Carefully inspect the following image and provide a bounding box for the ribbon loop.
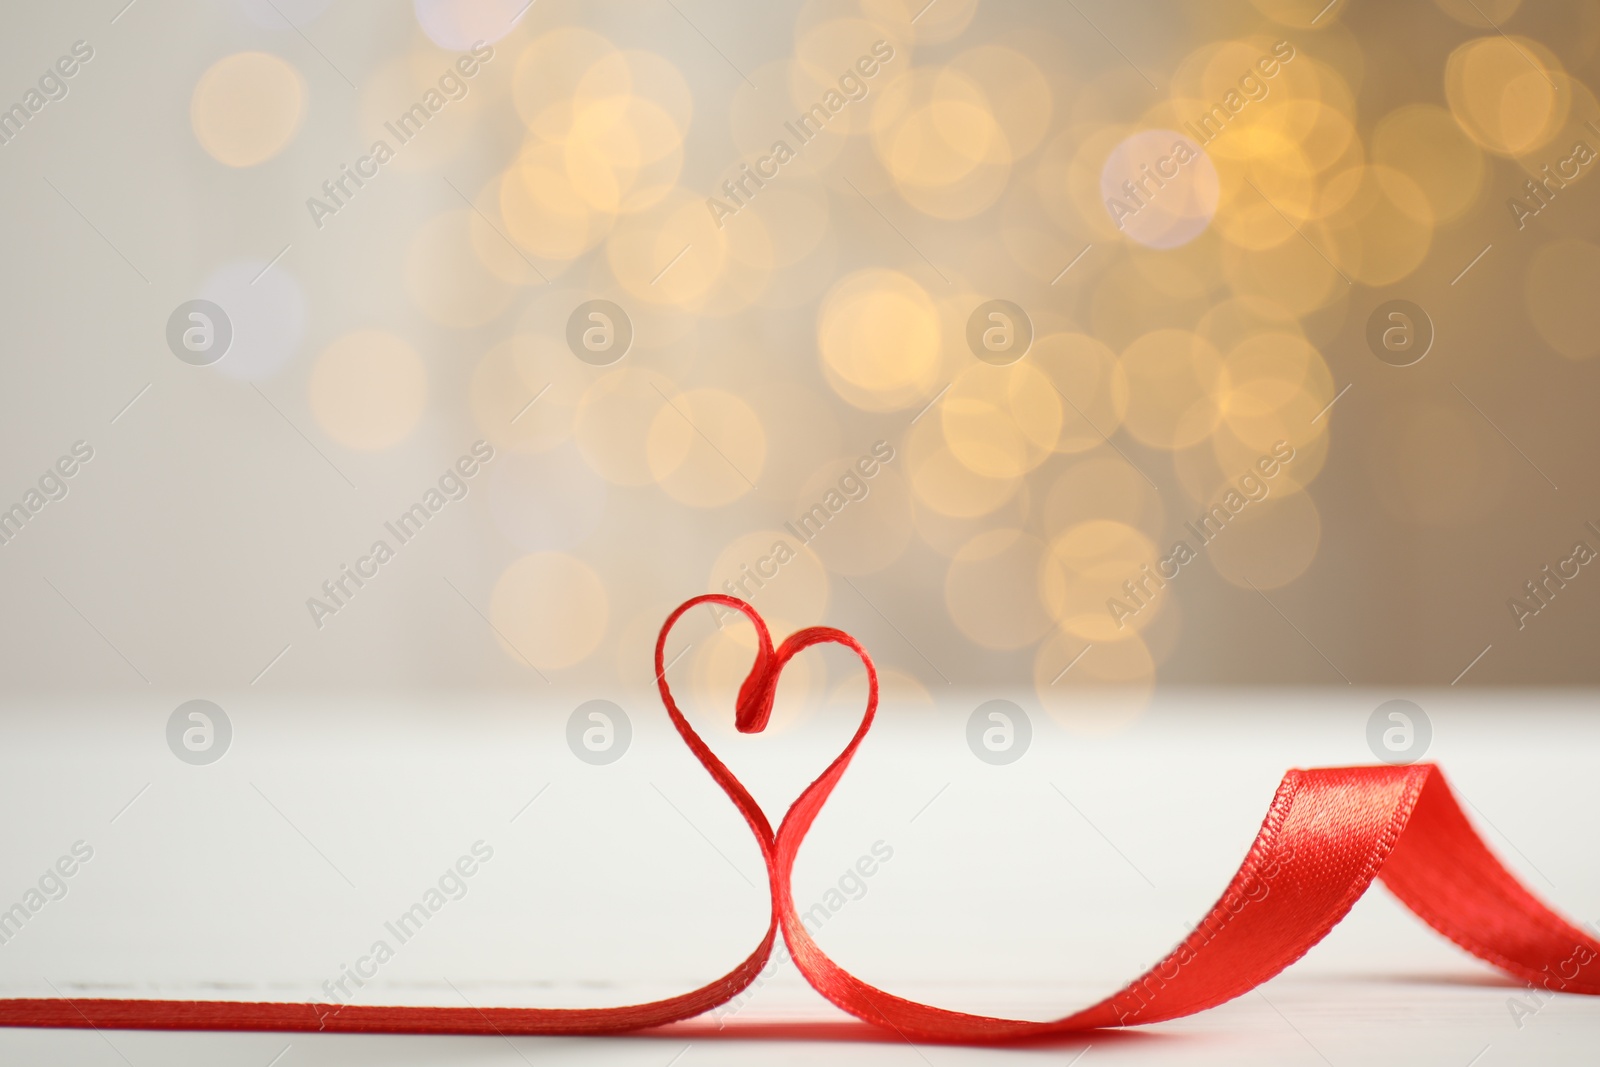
[0,596,1594,1041]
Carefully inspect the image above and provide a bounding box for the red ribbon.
[3,594,1596,1040]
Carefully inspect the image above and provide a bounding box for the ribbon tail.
[1379,766,1600,995]
[780,763,1600,1043]
[0,927,778,1034]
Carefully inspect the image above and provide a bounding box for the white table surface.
[2,686,1597,1065]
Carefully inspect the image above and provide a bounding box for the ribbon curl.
[1,595,1595,1040]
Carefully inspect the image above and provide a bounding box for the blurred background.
[5,5,1600,1062]
[2,0,1598,724]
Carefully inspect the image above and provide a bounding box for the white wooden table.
[2,688,1596,1065]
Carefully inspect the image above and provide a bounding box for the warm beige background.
[0,0,1596,712]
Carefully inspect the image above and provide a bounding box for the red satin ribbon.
[2,594,1595,1040]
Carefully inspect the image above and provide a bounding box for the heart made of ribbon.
[2,595,1596,1042]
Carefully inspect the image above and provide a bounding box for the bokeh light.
[405,210,518,328]
[309,331,428,450]
[190,52,305,167]
[489,552,608,671]
[1042,520,1163,643]
[818,269,943,411]
[413,0,525,51]
[1445,35,1571,157]
[126,3,1600,702]
[946,528,1053,649]
[1525,239,1600,360]
[647,387,766,507]
[1101,130,1220,249]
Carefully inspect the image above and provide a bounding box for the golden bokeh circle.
[863,0,977,46]
[1198,295,1303,352]
[512,27,619,129]
[405,211,517,328]
[1526,238,1600,360]
[872,66,1014,219]
[574,367,681,486]
[1318,164,1435,286]
[1029,333,1129,452]
[309,331,427,450]
[945,528,1053,650]
[1370,104,1486,224]
[905,413,1021,519]
[1118,330,1227,450]
[1043,457,1165,543]
[940,363,1062,479]
[1445,35,1571,157]
[606,189,728,308]
[489,553,608,671]
[1041,520,1162,642]
[647,387,766,507]
[501,140,607,264]
[191,52,305,167]
[1219,332,1328,431]
[950,45,1053,158]
[818,269,944,411]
